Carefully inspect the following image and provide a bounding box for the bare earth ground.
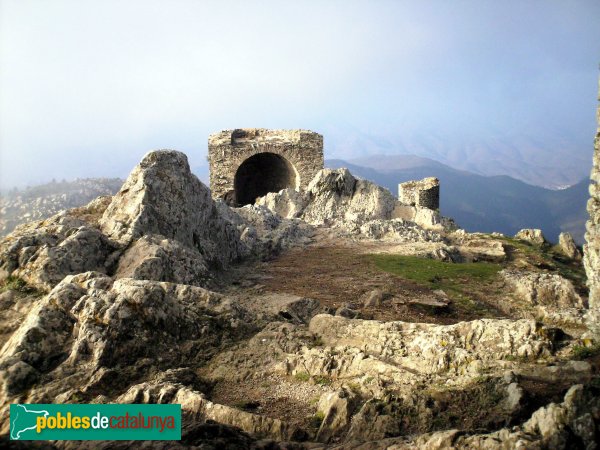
[222,229,507,325]
[200,229,596,437]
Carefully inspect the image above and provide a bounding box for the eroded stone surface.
[584,82,600,335]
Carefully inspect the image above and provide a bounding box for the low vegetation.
[370,254,502,315]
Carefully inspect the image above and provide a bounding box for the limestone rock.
[118,381,294,441]
[100,150,243,269]
[255,188,309,219]
[216,201,313,261]
[0,213,116,291]
[456,237,506,263]
[358,219,443,242]
[583,84,600,335]
[114,234,210,286]
[301,169,397,230]
[309,315,553,375]
[558,232,581,259]
[501,270,584,309]
[316,388,360,443]
[515,228,547,245]
[361,289,390,307]
[0,273,253,402]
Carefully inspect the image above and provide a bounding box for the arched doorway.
[233,153,298,206]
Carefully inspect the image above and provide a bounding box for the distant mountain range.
[0,178,123,237]
[321,125,593,189]
[326,155,590,245]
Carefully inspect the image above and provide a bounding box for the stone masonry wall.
[208,129,323,204]
[398,177,440,210]
[584,81,600,334]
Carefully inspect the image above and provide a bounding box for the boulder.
[515,228,547,245]
[558,232,581,259]
[309,315,553,376]
[114,234,210,286]
[501,270,584,309]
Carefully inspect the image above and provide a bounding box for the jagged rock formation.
[100,150,243,269]
[256,168,450,240]
[559,231,582,259]
[584,82,600,335]
[0,273,254,402]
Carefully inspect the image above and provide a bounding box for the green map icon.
[10,405,49,440]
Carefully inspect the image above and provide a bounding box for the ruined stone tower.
[208,129,324,206]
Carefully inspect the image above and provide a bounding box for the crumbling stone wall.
[584,81,600,334]
[398,177,440,210]
[208,129,323,206]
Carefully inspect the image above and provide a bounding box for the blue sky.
[1,0,599,188]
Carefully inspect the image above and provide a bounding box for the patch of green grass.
[369,254,501,313]
[0,276,43,297]
[309,411,325,429]
[371,255,501,287]
[313,375,332,386]
[572,343,600,360]
[232,400,260,411]
[294,371,310,382]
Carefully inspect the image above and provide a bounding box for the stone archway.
[233,152,299,206]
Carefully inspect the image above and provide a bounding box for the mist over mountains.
[322,124,593,189]
[326,155,589,244]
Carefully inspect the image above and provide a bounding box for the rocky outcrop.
[0,214,117,290]
[515,228,547,245]
[118,381,294,441]
[252,168,448,241]
[114,235,210,286]
[216,202,313,261]
[301,169,397,230]
[501,270,584,309]
[308,315,552,376]
[100,150,243,269]
[0,272,253,403]
[584,82,600,335]
[559,232,581,259]
[0,151,279,292]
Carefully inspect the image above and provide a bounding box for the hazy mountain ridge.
[326,155,589,244]
[0,178,123,237]
[322,125,592,189]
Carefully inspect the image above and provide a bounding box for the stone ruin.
[208,128,324,206]
[398,177,440,210]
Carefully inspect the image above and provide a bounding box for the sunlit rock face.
[584,82,600,335]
